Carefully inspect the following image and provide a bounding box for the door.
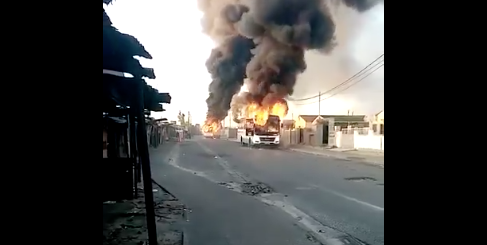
[299,129,304,144]
[322,123,329,145]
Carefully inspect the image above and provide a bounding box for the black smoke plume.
[199,0,384,124]
[205,35,255,121]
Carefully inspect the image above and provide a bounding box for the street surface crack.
[345,177,377,182]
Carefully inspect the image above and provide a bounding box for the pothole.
[241,182,274,196]
[219,182,237,190]
[345,177,377,182]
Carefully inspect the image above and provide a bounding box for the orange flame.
[202,120,222,134]
[245,101,288,126]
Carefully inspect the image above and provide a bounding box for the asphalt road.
[150,137,384,245]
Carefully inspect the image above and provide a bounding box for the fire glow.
[246,101,288,126]
[202,120,221,134]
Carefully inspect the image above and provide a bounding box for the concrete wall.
[303,129,316,146]
[327,118,336,147]
[222,128,238,139]
[335,130,384,151]
[280,130,300,147]
[280,130,291,147]
[336,132,355,149]
[354,133,383,150]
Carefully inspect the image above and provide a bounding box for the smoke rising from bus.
[200,0,384,129]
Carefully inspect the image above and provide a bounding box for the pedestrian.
[179,130,184,142]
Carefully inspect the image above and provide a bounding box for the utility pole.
[229,111,232,128]
[318,91,322,117]
[292,113,294,128]
[187,111,191,126]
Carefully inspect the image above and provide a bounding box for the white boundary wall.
[336,130,384,151]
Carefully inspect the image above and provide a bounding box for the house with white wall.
[335,110,385,151]
[370,110,384,135]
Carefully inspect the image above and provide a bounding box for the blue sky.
[105,0,384,124]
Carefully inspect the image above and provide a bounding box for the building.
[369,110,384,135]
[296,115,368,129]
[281,119,296,130]
[287,115,368,147]
[332,110,385,150]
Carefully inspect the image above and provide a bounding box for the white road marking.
[259,195,353,245]
[165,144,209,179]
[195,140,249,183]
[321,187,384,212]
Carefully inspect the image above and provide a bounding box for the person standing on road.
[177,130,184,142]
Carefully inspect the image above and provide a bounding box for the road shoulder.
[103,181,185,245]
[289,146,384,168]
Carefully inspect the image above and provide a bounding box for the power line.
[289,54,384,102]
[295,62,384,106]
[288,54,384,102]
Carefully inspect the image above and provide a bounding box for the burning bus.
[202,121,221,139]
[236,100,287,147]
[202,130,221,139]
[238,115,281,147]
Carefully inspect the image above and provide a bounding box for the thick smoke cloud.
[199,0,384,124]
[205,35,255,121]
[293,2,384,115]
